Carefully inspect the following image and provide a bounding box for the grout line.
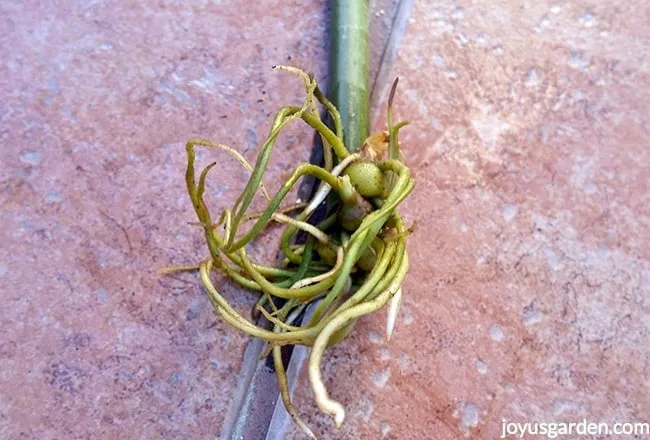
[370,0,415,124]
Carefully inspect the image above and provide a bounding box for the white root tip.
[386,287,403,342]
[313,390,346,428]
[333,406,346,428]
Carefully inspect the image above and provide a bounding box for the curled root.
[165,67,413,436]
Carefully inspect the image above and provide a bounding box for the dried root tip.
[388,77,399,108]
[156,263,201,275]
[360,130,389,161]
[386,287,403,342]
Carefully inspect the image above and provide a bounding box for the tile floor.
[1,1,648,439]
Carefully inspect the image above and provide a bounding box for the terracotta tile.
[3,1,649,439]
[1,1,328,438]
[287,1,650,438]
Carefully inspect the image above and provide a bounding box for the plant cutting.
[164,2,414,438]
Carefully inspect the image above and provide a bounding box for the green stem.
[330,0,369,153]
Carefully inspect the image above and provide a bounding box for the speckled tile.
[3,1,650,439]
[287,1,650,439]
[0,1,329,438]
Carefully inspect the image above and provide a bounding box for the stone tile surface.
[1,1,329,438]
[287,1,650,439]
[2,1,649,440]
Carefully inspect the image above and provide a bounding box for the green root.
[166,67,413,438]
